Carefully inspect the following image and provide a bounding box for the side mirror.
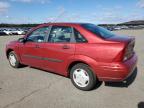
[18,38,26,43]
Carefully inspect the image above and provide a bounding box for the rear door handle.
[62,45,70,49]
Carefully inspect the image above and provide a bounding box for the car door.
[19,26,50,68]
[41,25,76,75]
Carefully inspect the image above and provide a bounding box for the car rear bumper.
[95,53,138,81]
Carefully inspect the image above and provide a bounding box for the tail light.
[123,39,135,61]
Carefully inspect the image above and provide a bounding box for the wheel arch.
[6,49,14,59]
[67,61,88,77]
[67,56,99,79]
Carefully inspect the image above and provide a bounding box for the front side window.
[27,27,50,43]
[81,24,115,39]
[48,26,73,43]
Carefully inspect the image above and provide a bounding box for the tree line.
[0,24,40,28]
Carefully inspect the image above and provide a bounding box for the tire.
[70,63,98,91]
[8,51,21,68]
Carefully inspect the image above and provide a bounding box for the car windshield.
[81,24,115,39]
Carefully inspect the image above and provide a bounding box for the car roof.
[39,22,91,27]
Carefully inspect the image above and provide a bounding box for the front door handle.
[62,45,70,49]
[35,45,40,48]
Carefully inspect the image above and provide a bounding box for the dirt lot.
[0,30,144,108]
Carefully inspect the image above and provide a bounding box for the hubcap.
[9,54,16,66]
[73,68,90,87]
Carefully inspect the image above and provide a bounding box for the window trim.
[25,26,51,43]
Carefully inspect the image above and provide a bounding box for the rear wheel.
[70,63,99,91]
[8,51,21,68]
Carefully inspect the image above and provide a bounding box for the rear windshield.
[81,24,115,39]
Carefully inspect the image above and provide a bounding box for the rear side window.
[81,24,114,39]
[74,28,87,43]
[48,26,73,43]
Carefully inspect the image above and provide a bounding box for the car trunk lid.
[106,35,134,43]
[107,35,135,61]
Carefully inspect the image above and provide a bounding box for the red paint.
[6,23,137,81]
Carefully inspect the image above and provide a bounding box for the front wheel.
[8,51,21,68]
[70,63,99,91]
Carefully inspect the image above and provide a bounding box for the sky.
[0,0,144,24]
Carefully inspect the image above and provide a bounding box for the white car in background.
[11,29,25,35]
[2,29,25,35]
[3,29,13,35]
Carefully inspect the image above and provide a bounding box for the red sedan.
[6,23,137,91]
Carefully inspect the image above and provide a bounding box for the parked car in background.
[22,27,32,34]
[6,23,137,91]
[0,28,26,35]
[11,29,25,35]
[3,29,13,35]
[0,30,7,35]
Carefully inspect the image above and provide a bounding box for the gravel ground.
[0,30,144,108]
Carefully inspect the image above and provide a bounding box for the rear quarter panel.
[74,43,125,79]
[75,43,125,63]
